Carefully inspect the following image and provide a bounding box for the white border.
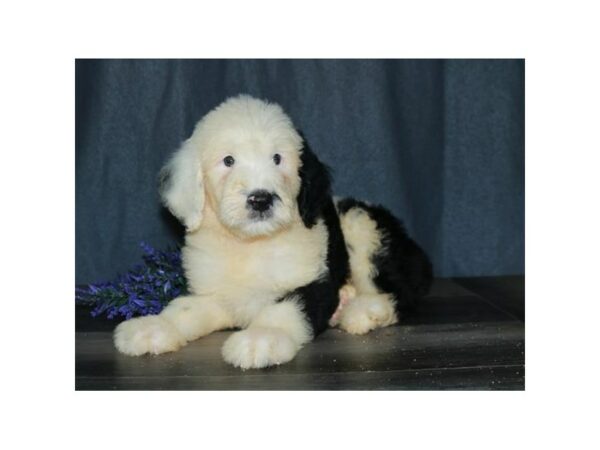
[2,1,600,448]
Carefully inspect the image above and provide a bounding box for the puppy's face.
[160,96,305,238]
[202,120,302,238]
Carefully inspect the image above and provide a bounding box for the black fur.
[337,198,433,316]
[283,138,432,337]
[278,143,350,336]
[282,278,339,337]
[285,198,350,336]
[297,141,333,228]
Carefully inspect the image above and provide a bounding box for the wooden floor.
[75,277,525,390]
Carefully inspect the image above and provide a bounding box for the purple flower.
[75,242,187,320]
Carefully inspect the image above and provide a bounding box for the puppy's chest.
[183,222,329,298]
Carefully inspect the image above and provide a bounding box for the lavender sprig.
[75,242,187,320]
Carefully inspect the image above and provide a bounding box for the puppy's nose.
[247,190,274,212]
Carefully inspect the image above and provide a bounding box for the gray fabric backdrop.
[75,59,524,284]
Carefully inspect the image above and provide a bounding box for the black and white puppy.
[114,95,433,369]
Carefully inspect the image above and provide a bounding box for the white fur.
[160,139,205,232]
[336,294,398,335]
[114,315,186,356]
[339,205,382,294]
[160,295,234,341]
[222,299,312,369]
[221,327,299,369]
[183,218,328,327]
[115,95,324,368]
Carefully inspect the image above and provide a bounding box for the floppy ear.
[297,139,332,228]
[158,139,205,232]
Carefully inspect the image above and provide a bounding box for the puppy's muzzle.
[246,190,276,213]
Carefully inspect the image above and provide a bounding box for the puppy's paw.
[114,315,186,356]
[337,294,398,335]
[339,284,357,302]
[221,327,300,369]
[329,284,358,327]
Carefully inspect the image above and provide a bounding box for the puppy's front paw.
[114,315,186,356]
[337,294,398,335]
[221,327,300,369]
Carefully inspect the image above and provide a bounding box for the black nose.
[247,190,274,212]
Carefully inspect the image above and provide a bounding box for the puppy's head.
[160,95,330,238]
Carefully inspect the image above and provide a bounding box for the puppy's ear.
[159,139,205,232]
[297,139,332,228]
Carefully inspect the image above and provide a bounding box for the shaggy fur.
[114,94,432,369]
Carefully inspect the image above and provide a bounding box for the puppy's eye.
[223,155,235,167]
[273,153,282,165]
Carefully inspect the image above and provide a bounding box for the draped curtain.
[76,59,524,284]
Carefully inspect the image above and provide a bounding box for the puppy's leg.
[114,296,232,356]
[337,199,433,335]
[336,293,398,335]
[221,299,312,369]
[221,279,340,369]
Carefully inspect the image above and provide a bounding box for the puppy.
[114,95,432,369]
